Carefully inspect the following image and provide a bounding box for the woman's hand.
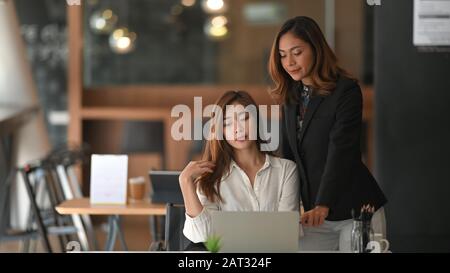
[179,160,215,186]
[301,206,329,227]
[179,161,215,218]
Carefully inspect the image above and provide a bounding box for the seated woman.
[180,90,299,243]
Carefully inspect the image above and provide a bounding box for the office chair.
[149,203,194,251]
[18,158,87,253]
[0,167,39,252]
[47,146,98,251]
[164,203,192,251]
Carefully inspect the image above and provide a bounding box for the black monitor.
[148,170,184,205]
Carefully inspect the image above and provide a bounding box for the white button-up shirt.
[183,154,299,243]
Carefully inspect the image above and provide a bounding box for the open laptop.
[210,211,299,253]
[148,170,184,205]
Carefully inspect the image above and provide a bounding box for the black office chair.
[18,158,83,253]
[0,168,39,252]
[1,145,85,252]
[46,145,98,251]
[149,204,205,251]
[164,203,191,251]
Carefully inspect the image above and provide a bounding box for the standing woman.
[268,16,387,251]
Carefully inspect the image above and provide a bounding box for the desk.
[56,198,166,251]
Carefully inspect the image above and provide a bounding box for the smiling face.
[278,31,315,84]
[223,102,258,151]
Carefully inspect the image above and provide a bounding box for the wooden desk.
[56,197,166,216]
[56,198,167,251]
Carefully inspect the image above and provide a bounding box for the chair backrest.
[0,169,10,237]
[0,139,13,238]
[18,164,53,252]
[164,203,191,251]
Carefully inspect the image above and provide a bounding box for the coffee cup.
[128,176,146,202]
[367,239,390,253]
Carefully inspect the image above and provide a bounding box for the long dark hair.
[197,90,268,203]
[268,16,355,104]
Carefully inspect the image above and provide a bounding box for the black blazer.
[281,75,387,221]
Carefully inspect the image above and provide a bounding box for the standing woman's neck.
[301,76,313,87]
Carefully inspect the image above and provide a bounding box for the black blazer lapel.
[284,103,299,156]
[284,101,312,208]
[298,96,324,146]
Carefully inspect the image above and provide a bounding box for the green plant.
[204,235,222,253]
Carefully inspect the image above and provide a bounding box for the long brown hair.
[197,90,267,203]
[268,16,354,103]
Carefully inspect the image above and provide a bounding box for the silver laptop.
[210,211,299,253]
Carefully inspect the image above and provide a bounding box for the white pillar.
[0,0,51,229]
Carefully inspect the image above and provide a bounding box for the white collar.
[229,154,271,173]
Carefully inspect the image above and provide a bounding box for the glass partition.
[82,0,310,87]
[83,0,369,87]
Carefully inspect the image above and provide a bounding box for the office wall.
[335,0,364,80]
[217,0,365,84]
[217,0,326,85]
[374,0,450,252]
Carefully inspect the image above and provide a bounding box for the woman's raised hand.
[179,160,215,185]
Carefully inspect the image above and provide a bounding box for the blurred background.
[1,0,449,252]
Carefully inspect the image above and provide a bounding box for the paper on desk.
[90,154,128,205]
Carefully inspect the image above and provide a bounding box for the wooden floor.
[0,216,157,253]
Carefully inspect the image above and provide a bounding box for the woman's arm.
[179,161,215,217]
[180,161,219,243]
